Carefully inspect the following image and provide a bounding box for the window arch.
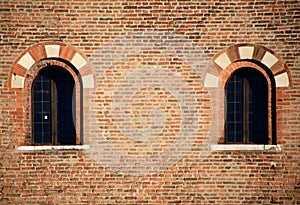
[204,44,291,145]
[8,42,95,147]
[225,67,269,144]
[32,65,76,145]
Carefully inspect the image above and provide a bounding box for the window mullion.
[51,77,58,144]
[243,77,249,143]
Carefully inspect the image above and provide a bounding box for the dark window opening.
[225,67,269,144]
[32,65,76,145]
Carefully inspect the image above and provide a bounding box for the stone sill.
[16,145,281,152]
[17,145,90,151]
[211,144,282,151]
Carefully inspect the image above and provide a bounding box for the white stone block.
[82,74,95,88]
[71,53,87,69]
[275,72,289,87]
[45,45,60,58]
[261,51,278,68]
[214,52,231,69]
[17,52,35,70]
[238,46,254,59]
[11,74,25,88]
[204,73,219,87]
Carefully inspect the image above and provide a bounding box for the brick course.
[0,0,299,204]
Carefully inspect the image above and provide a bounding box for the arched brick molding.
[204,43,292,145]
[8,42,95,145]
[204,43,291,88]
[8,42,95,89]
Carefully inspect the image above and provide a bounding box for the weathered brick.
[0,0,299,204]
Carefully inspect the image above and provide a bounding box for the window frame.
[27,59,83,146]
[224,67,269,144]
[219,60,276,145]
[32,65,77,145]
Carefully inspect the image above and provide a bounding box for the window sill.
[16,145,90,151]
[16,144,281,152]
[211,144,282,152]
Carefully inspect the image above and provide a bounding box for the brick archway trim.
[8,42,94,89]
[204,43,291,88]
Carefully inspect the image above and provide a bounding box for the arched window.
[225,67,269,144]
[32,65,76,145]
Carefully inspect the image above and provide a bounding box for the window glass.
[32,66,76,145]
[225,68,268,144]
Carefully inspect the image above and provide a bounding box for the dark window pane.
[247,69,268,144]
[33,102,42,112]
[55,68,76,145]
[33,91,42,102]
[33,69,52,144]
[32,65,76,145]
[34,133,42,144]
[33,113,42,122]
[225,67,269,144]
[43,132,52,144]
[43,91,51,101]
[33,123,43,133]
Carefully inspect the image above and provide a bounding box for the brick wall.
[0,0,299,204]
